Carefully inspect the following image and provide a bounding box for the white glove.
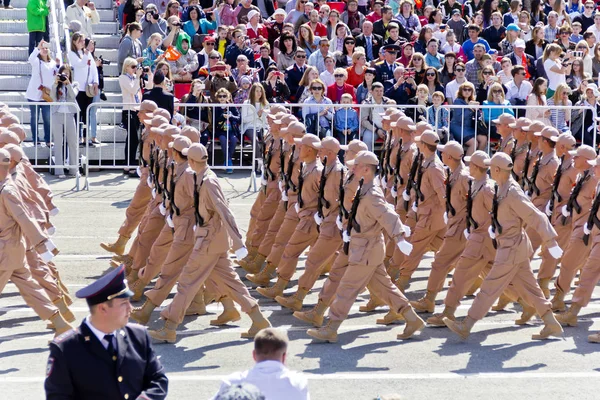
[159,203,167,216]
[147,176,153,187]
[397,238,413,256]
[548,245,563,259]
[45,239,57,253]
[403,225,411,238]
[166,215,174,228]
[545,201,552,217]
[463,229,470,240]
[314,212,323,226]
[336,215,343,231]
[40,251,53,263]
[443,212,448,225]
[488,225,496,240]
[391,186,398,199]
[136,166,142,177]
[402,190,411,201]
[261,176,268,186]
[278,181,284,192]
[49,208,59,217]
[281,191,288,201]
[343,231,350,243]
[193,224,196,232]
[294,202,300,214]
[47,226,56,236]
[561,205,569,218]
[411,202,418,213]
[235,247,248,260]
[152,188,157,199]
[584,223,591,236]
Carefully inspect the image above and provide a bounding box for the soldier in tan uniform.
[443,153,564,341]
[0,148,73,336]
[494,113,516,154]
[411,141,470,313]
[148,144,271,343]
[521,121,544,186]
[550,145,598,312]
[306,151,424,343]
[275,137,344,311]
[509,118,532,185]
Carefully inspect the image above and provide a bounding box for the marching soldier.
[494,113,516,154]
[521,120,544,187]
[444,153,564,341]
[508,117,532,183]
[45,265,169,399]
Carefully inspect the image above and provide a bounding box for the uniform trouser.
[297,225,342,290]
[51,112,78,176]
[398,226,447,278]
[468,258,551,321]
[249,187,282,249]
[329,261,411,321]
[0,264,57,320]
[319,251,349,305]
[131,203,166,272]
[26,250,61,302]
[276,216,320,280]
[246,189,266,247]
[389,209,418,267]
[555,228,591,294]
[537,220,571,280]
[256,199,293,256]
[127,199,156,259]
[426,232,468,293]
[160,252,258,325]
[570,240,600,307]
[266,205,300,266]
[145,219,195,306]
[118,173,153,238]
[138,223,174,282]
[444,255,494,309]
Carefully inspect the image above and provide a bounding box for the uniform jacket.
[415,153,446,232]
[511,141,530,182]
[444,162,470,238]
[45,320,168,400]
[295,159,323,219]
[19,158,56,210]
[549,156,578,226]
[569,168,598,233]
[462,176,496,261]
[530,150,559,210]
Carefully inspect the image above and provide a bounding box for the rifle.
[521,142,532,190]
[466,178,479,234]
[193,173,204,227]
[414,153,425,209]
[138,136,147,167]
[343,178,364,255]
[384,135,394,178]
[490,183,502,249]
[393,138,403,206]
[263,138,275,194]
[548,155,565,217]
[403,149,421,212]
[527,153,542,197]
[380,134,391,178]
[161,150,169,206]
[445,166,456,217]
[509,141,518,180]
[583,189,600,246]
[297,162,305,209]
[317,157,330,221]
[283,144,296,211]
[148,143,155,184]
[153,147,162,193]
[168,161,180,219]
[339,170,349,221]
[563,169,590,225]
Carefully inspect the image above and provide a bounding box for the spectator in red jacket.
[326,68,357,103]
[306,9,327,37]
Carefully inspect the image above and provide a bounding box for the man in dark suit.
[142,71,175,121]
[505,39,538,81]
[354,21,383,63]
[375,44,402,82]
[284,48,308,102]
[372,5,410,42]
[45,265,168,400]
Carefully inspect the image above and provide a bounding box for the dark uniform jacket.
[45,320,168,400]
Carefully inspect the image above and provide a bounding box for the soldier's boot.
[550,286,567,312]
[410,290,437,313]
[376,308,405,325]
[397,306,425,340]
[307,319,342,343]
[210,298,241,326]
[148,319,178,344]
[126,270,139,286]
[426,306,457,327]
[491,293,513,311]
[293,299,328,327]
[54,296,76,323]
[359,293,384,312]
[112,253,134,264]
[386,266,400,282]
[246,261,276,286]
[130,300,157,325]
[243,253,267,275]
[532,311,564,340]
[515,298,537,325]
[556,303,582,327]
[100,235,129,255]
[588,333,600,343]
[444,316,477,340]
[538,278,552,299]
[395,275,411,292]
[237,246,258,268]
[130,279,148,302]
[256,276,289,299]
[319,258,333,276]
[241,306,271,339]
[49,311,74,337]
[185,288,207,316]
[275,288,309,312]
[204,289,218,305]
[383,256,391,270]
[466,276,484,296]
[53,269,73,306]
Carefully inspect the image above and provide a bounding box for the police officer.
[44,265,169,399]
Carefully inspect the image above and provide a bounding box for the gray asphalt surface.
[0,171,599,400]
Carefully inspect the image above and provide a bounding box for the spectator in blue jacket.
[334,93,360,145]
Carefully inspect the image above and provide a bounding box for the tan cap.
[346,150,379,166]
[153,109,171,120]
[391,116,416,130]
[269,105,289,115]
[0,130,20,145]
[0,148,10,165]
[388,112,404,124]
[0,114,19,126]
[464,150,489,168]
[180,126,200,143]
[557,132,576,147]
[414,130,440,145]
[163,126,181,138]
[437,140,464,159]
[183,143,208,162]
[319,136,340,153]
[491,113,516,125]
[170,135,192,152]
[415,121,434,135]
[151,116,170,128]
[569,144,596,160]
[522,121,545,133]
[7,124,25,142]
[274,114,298,125]
[508,117,531,129]
[140,100,158,113]
[267,111,287,121]
[294,133,320,149]
[381,108,401,120]
[150,123,169,135]
[587,155,600,166]
[534,126,559,141]
[484,152,513,170]
[281,121,306,138]
[340,139,368,153]
[3,143,23,163]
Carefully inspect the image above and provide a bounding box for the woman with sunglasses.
[346,52,367,87]
[335,36,358,68]
[475,65,504,103]
[449,82,478,155]
[408,53,427,84]
[213,87,240,174]
[355,67,376,105]
[424,67,444,101]
[302,78,333,138]
[119,57,144,174]
[482,82,514,140]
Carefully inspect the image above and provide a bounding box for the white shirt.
[65,3,100,38]
[26,48,59,101]
[441,42,461,55]
[68,50,99,89]
[320,70,335,87]
[214,360,310,400]
[445,78,465,103]
[586,24,600,43]
[84,316,116,350]
[543,58,566,90]
[505,79,533,103]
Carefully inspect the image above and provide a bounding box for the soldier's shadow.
[562,315,600,356]
[0,316,41,328]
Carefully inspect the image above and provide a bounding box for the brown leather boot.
[556,303,582,327]
[515,298,537,325]
[100,235,129,255]
[538,278,551,299]
[275,288,309,312]
[130,279,147,302]
[426,306,457,327]
[237,246,258,268]
[130,300,156,325]
[126,270,139,286]
[293,300,328,327]
[307,319,342,343]
[395,275,410,292]
[246,261,276,286]
[444,316,476,340]
[410,290,437,313]
[466,276,484,296]
[49,311,74,337]
[148,319,178,343]
[185,288,207,316]
[256,276,289,299]
[387,266,400,282]
[550,286,566,312]
[53,296,76,323]
[397,306,425,339]
[376,309,404,325]
[241,306,271,339]
[242,253,267,275]
[210,298,241,326]
[359,293,384,312]
[491,293,513,311]
[53,270,73,305]
[532,311,563,340]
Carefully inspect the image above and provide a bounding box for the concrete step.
[0,91,122,103]
[23,142,127,163]
[0,46,30,62]
[0,33,120,48]
[95,48,118,62]
[0,8,115,21]
[10,0,114,9]
[0,20,117,34]
[0,61,119,77]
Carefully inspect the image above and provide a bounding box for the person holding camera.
[141,4,167,46]
[119,57,143,173]
[86,38,104,146]
[118,22,144,74]
[50,65,80,178]
[205,61,237,101]
[261,66,290,103]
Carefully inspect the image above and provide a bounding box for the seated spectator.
[341,0,365,37]
[574,83,600,146]
[306,9,327,37]
[566,57,589,102]
[232,54,259,87]
[205,61,237,100]
[246,9,268,52]
[194,49,221,79]
[482,12,506,51]
[427,91,449,140]
[295,66,320,105]
[276,31,298,71]
[375,44,402,82]
[445,62,467,104]
[325,9,341,39]
[163,0,181,21]
[526,77,553,124]
[476,65,506,103]
[423,67,445,101]
[346,52,367,87]
[502,0,520,26]
[193,35,215,71]
[241,83,270,146]
[499,23,520,56]
[406,84,431,124]
[215,26,231,59]
[213,87,240,173]
[225,28,255,68]
[439,52,457,86]
[570,21,583,44]
[547,83,572,132]
[462,24,490,61]
[142,70,175,123]
[334,36,358,68]
[142,33,165,72]
[319,55,336,87]
[284,0,306,28]
[262,67,290,103]
[497,57,514,84]
[234,0,261,25]
[302,78,333,138]
[414,26,433,55]
[384,66,417,105]
[181,0,204,22]
[505,65,533,116]
[482,82,514,139]
[397,42,413,67]
[505,39,537,81]
[234,75,253,104]
[285,49,309,102]
[396,0,421,38]
[199,12,217,35]
[217,0,237,26]
[424,38,444,69]
[447,10,467,43]
[334,93,360,145]
[298,24,320,57]
[163,16,184,49]
[169,33,198,82]
[384,22,405,47]
[408,52,427,84]
[361,82,392,150]
[212,328,309,400]
[182,79,211,137]
[118,22,143,74]
[441,31,465,62]
[141,4,168,46]
[555,25,576,53]
[308,38,332,74]
[256,44,276,82]
[326,68,356,104]
[182,5,203,38]
[525,26,548,60]
[439,0,462,22]
[449,82,478,155]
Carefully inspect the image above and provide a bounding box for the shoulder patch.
[46,357,54,377]
[51,328,77,344]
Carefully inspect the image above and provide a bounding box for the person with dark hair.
[225,28,255,68]
[262,67,291,103]
[142,70,175,119]
[118,22,144,73]
[51,64,80,178]
[277,32,298,70]
[373,5,409,41]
